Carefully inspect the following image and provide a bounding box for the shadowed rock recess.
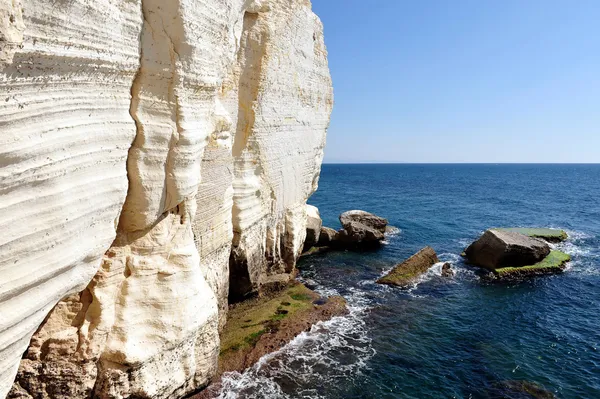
[0,1,333,398]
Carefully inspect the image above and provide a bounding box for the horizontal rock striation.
[0,1,141,397]
[0,0,332,398]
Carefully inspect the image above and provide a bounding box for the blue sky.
[312,0,600,163]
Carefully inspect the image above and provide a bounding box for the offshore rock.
[340,210,388,233]
[1,0,333,397]
[377,247,439,287]
[441,262,454,277]
[330,210,388,249]
[336,220,384,248]
[465,230,551,270]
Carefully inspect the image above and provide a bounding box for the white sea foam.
[385,226,402,237]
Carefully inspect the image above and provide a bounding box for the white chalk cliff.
[0,0,332,397]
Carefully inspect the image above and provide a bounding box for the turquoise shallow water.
[218,164,600,399]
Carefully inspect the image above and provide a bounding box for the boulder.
[304,205,323,249]
[338,220,384,245]
[340,210,388,233]
[377,247,439,287]
[318,227,338,246]
[465,229,550,270]
[441,262,454,277]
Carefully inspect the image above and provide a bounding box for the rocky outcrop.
[0,1,332,398]
[318,226,339,247]
[304,205,322,249]
[377,247,439,287]
[340,210,388,234]
[331,210,388,249]
[465,230,551,270]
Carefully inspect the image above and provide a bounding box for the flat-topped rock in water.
[465,229,551,270]
[340,210,388,233]
[377,247,439,287]
[492,250,571,280]
[495,228,568,243]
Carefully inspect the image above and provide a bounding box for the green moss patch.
[219,283,317,356]
[495,228,568,242]
[377,246,439,287]
[494,250,571,278]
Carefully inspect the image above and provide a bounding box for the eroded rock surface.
[1,0,332,397]
[340,210,388,234]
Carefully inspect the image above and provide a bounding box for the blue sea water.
[218,164,600,399]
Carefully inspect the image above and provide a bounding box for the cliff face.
[0,0,332,398]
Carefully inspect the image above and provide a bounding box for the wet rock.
[465,229,550,270]
[318,226,338,246]
[441,262,454,277]
[377,247,439,287]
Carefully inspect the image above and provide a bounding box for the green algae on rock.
[495,227,568,242]
[493,250,571,280]
[217,282,347,375]
[377,246,439,287]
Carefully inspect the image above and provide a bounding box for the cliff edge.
[0,0,332,397]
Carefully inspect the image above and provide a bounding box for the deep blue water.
[219,164,600,399]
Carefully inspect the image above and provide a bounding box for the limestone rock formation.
[304,205,323,249]
[0,0,332,398]
[465,229,551,270]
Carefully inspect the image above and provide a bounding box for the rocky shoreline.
[189,281,347,398]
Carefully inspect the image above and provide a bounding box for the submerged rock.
[465,229,551,270]
[377,247,439,287]
[304,205,323,249]
[488,380,556,399]
[495,227,568,243]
